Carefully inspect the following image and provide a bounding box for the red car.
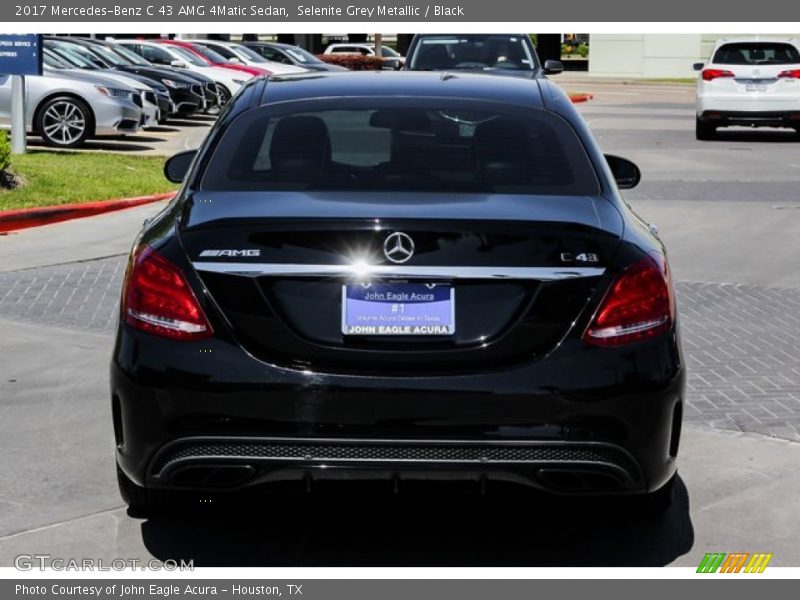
[158,39,271,77]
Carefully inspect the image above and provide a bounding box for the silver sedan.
[0,64,143,148]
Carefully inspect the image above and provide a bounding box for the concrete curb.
[0,192,176,234]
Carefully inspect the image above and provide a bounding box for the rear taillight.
[583,253,675,347]
[778,69,800,79]
[702,68,735,81]
[122,245,213,341]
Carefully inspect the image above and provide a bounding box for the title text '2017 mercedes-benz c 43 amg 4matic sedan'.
[112,72,684,516]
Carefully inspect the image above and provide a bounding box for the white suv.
[694,39,800,139]
[323,43,405,69]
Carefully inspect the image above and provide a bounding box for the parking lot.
[0,77,799,567]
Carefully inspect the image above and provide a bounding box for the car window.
[381,47,401,58]
[258,46,282,61]
[409,35,536,71]
[166,46,208,67]
[202,102,599,196]
[269,49,294,64]
[139,45,175,65]
[283,47,320,64]
[112,44,152,66]
[232,44,268,63]
[713,42,800,65]
[47,43,100,69]
[55,42,109,68]
[204,43,236,60]
[183,43,228,64]
[87,44,129,67]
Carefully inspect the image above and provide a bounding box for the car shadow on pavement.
[139,477,693,566]
[163,119,215,128]
[705,130,800,143]
[27,137,159,153]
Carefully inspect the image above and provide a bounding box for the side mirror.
[229,57,243,64]
[605,154,641,190]
[170,59,187,68]
[543,59,564,75]
[693,62,704,71]
[164,149,197,184]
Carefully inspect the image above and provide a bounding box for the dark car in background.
[242,41,348,72]
[44,38,173,123]
[405,33,563,76]
[50,37,219,118]
[112,72,684,516]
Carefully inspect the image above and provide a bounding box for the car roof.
[260,71,544,108]
[190,39,239,46]
[713,38,800,47]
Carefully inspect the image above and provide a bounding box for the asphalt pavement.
[0,79,799,567]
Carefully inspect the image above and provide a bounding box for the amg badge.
[199,249,261,257]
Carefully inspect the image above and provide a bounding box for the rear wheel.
[216,85,232,109]
[35,96,93,148]
[631,474,675,515]
[695,117,716,141]
[117,466,183,517]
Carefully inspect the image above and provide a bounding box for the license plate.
[745,80,768,92]
[341,283,455,336]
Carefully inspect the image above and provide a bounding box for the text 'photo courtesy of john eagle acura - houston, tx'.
[111,68,684,516]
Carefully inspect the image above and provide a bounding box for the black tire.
[215,85,232,109]
[695,117,716,141]
[35,95,93,148]
[117,466,183,517]
[632,474,675,515]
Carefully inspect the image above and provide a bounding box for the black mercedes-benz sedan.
[112,71,684,515]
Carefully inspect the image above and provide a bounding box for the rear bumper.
[698,109,800,128]
[146,436,645,494]
[111,328,685,497]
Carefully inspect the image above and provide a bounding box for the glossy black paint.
[112,72,684,501]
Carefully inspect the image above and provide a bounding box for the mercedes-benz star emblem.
[383,232,415,264]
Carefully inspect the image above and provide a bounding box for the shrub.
[0,130,10,173]
[316,54,385,71]
[577,43,590,58]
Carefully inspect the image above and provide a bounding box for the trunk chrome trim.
[192,262,605,280]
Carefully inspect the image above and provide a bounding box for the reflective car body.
[0,66,142,144]
[46,36,209,119]
[191,39,307,75]
[159,39,270,77]
[242,41,348,72]
[116,40,249,106]
[44,41,162,128]
[112,72,684,514]
[694,38,800,139]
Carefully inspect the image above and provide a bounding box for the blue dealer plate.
[341,283,455,336]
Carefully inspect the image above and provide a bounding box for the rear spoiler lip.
[182,191,622,234]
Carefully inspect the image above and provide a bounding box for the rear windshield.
[409,35,537,72]
[201,102,599,196]
[713,42,800,65]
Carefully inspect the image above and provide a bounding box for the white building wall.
[589,34,702,78]
[590,33,800,79]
